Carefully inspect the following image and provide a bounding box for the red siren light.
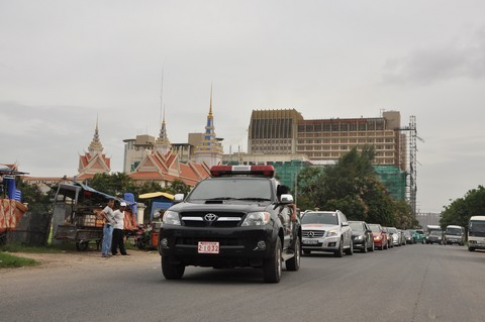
[210,165,275,177]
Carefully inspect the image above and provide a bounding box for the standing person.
[100,199,115,258]
[111,202,128,256]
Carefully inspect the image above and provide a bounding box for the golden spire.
[209,83,213,117]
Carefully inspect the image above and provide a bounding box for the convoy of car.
[158,164,470,284]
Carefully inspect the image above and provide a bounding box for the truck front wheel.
[161,256,185,279]
[286,238,301,271]
[263,238,282,283]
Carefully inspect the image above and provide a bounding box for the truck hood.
[169,202,271,213]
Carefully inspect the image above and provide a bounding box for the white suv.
[301,210,353,257]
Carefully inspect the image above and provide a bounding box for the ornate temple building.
[77,118,111,181]
[127,107,213,188]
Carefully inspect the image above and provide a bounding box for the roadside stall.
[52,182,137,251]
[0,166,28,245]
[135,191,175,249]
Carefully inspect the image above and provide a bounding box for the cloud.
[382,28,485,85]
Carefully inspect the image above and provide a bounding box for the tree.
[167,179,191,196]
[295,167,324,211]
[87,172,137,197]
[15,178,53,215]
[296,146,404,227]
[441,185,485,228]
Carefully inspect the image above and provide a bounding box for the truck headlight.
[162,210,181,225]
[242,212,270,226]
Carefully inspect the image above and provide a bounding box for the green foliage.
[296,146,411,227]
[166,179,191,195]
[88,172,137,197]
[1,243,72,253]
[441,185,485,228]
[136,181,164,196]
[295,167,324,211]
[16,178,53,215]
[0,252,39,268]
[324,195,367,220]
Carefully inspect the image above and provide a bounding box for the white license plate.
[303,240,319,245]
[198,241,220,254]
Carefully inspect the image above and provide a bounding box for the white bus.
[467,216,485,251]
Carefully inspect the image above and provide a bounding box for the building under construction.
[242,109,418,212]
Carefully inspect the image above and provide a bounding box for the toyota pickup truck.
[158,165,301,283]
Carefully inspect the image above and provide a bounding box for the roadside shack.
[0,166,28,245]
[52,182,137,251]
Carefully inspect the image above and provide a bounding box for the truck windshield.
[445,228,463,235]
[188,178,273,202]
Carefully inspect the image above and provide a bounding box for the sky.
[1,1,484,214]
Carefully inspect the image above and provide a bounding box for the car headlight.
[242,212,270,226]
[162,210,181,225]
[326,229,339,237]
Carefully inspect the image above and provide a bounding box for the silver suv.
[301,210,353,257]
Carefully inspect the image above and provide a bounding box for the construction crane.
[397,115,422,216]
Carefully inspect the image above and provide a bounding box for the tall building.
[123,134,155,173]
[248,109,304,155]
[247,109,406,170]
[77,118,111,181]
[193,87,223,167]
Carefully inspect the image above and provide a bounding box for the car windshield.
[416,230,425,234]
[301,212,339,225]
[188,178,272,202]
[349,222,364,231]
[368,224,382,233]
[430,230,442,236]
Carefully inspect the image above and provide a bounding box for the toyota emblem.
[204,213,218,222]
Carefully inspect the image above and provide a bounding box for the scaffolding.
[374,165,407,201]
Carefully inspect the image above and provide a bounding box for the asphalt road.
[1,243,485,322]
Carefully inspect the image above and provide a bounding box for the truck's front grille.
[180,211,244,228]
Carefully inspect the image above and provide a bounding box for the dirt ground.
[0,248,161,275]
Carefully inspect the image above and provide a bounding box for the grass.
[0,252,39,268]
[1,242,78,253]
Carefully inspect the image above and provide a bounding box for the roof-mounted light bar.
[210,165,275,178]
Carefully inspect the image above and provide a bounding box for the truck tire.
[286,238,301,271]
[161,256,185,279]
[263,238,282,283]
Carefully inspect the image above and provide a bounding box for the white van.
[445,225,465,246]
[468,216,485,251]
